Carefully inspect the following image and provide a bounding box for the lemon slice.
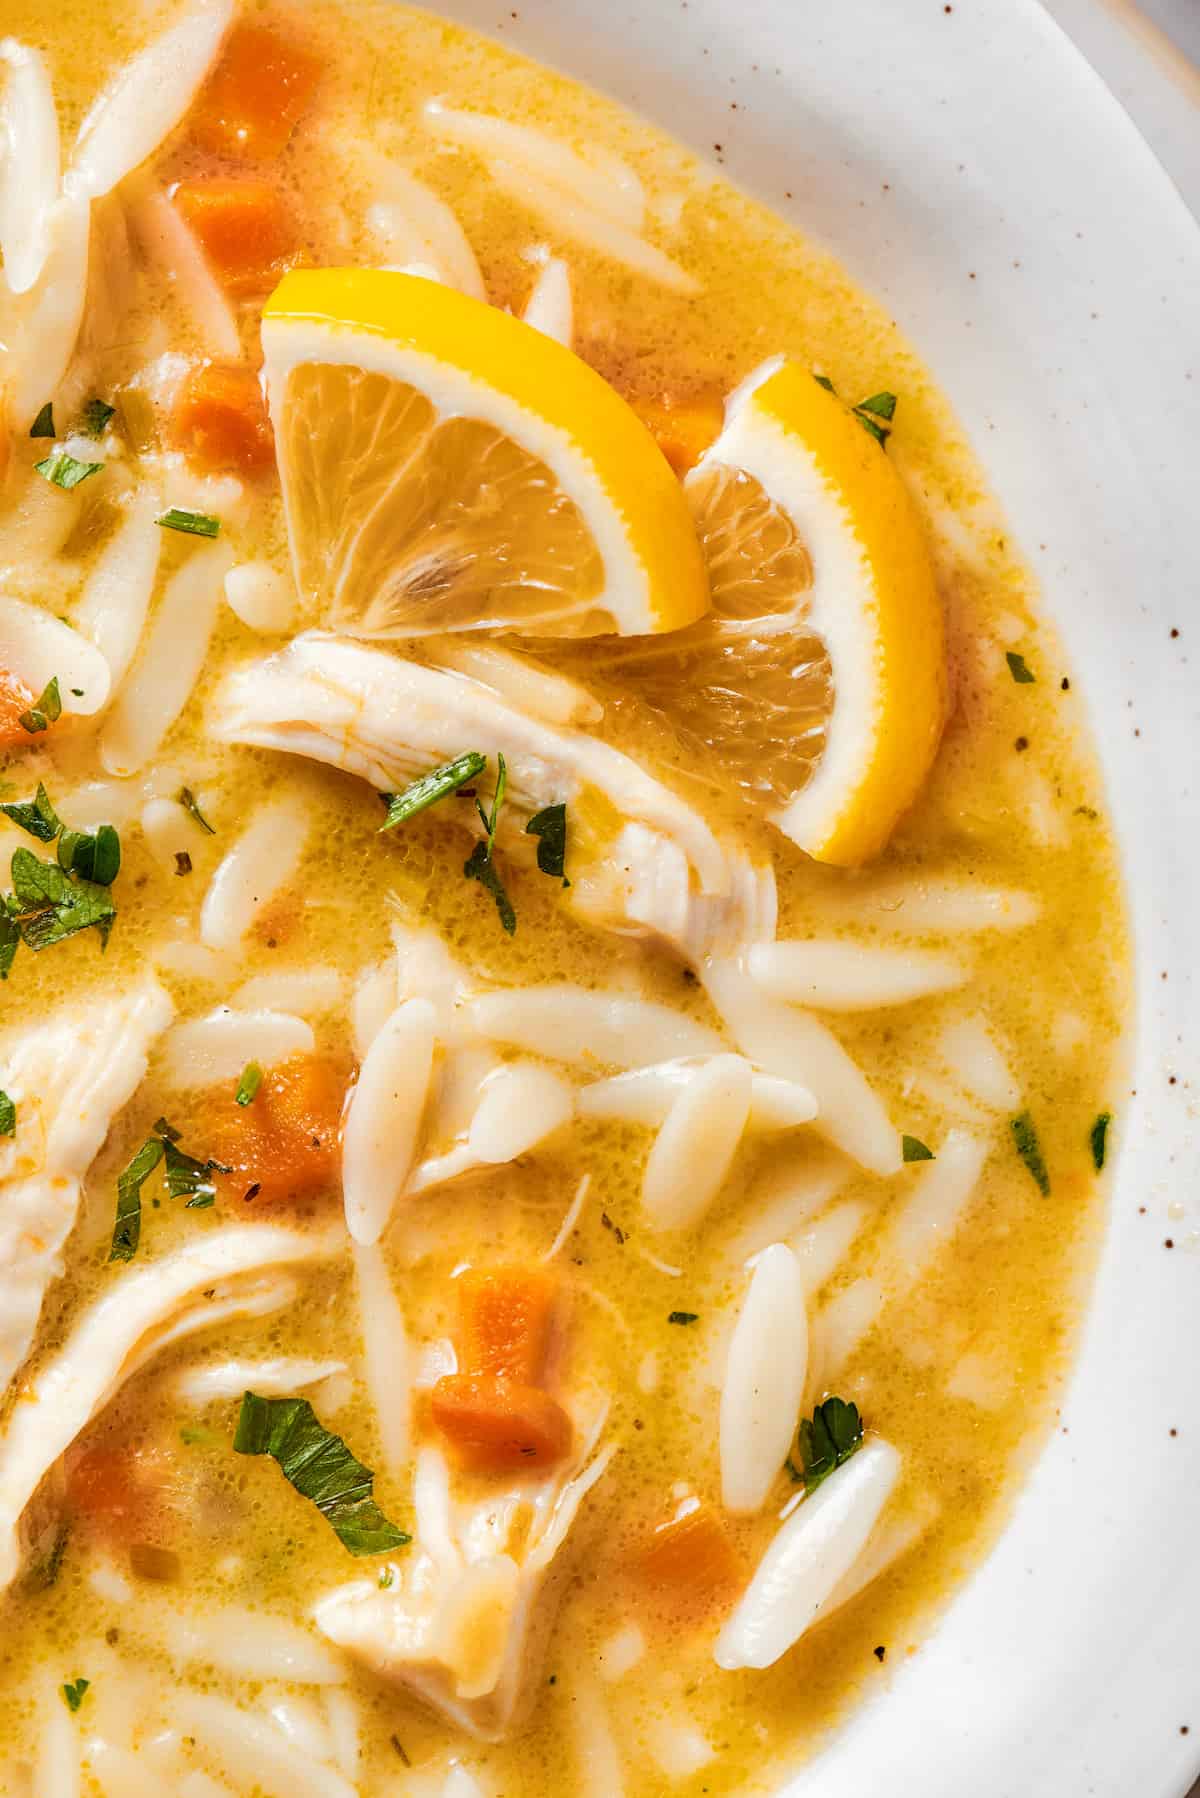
[260,268,710,638]
[560,359,947,866]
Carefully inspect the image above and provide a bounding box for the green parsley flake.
[901,1134,935,1162]
[1006,651,1036,684]
[853,391,898,446]
[811,372,898,446]
[463,753,516,934]
[10,845,115,954]
[19,677,63,735]
[234,1392,410,1556]
[0,1091,14,1137]
[34,451,103,491]
[57,823,121,886]
[81,397,115,436]
[379,751,486,833]
[793,1396,864,1493]
[61,1678,89,1713]
[1090,1111,1111,1173]
[667,1310,699,1325]
[156,506,221,538]
[0,916,18,982]
[109,1136,164,1263]
[0,783,63,843]
[236,1061,263,1107]
[463,840,516,934]
[526,802,569,884]
[109,1121,230,1261]
[28,402,55,439]
[1010,1110,1050,1195]
[177,786,216,834]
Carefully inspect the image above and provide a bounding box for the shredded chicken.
[315,1409,615,1740]
[0,1224,338,1589]
[209,634,774,961]
[0,978,173,1394]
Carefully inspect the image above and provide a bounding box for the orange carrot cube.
[430,1372,573,1472]
[205,1053,346,1206]
[170,361,275,476]
[638,1500,741,1604]
[457,1266,560,1385]
[174,176,300,296]
[191,23,321,162]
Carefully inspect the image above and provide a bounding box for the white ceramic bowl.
[431,0,1200,1790]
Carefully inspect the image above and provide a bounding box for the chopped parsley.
[526,802,569,884]
[667,1310,699,1325]
[61,1677,89,1713]
[812,372,899,447]
[0,916,18,981]
[379,750,486,833]
[177,786,216,834]
[0,783,62,843]
[378,1565,395,1589]
[156,506,221,538]
[234,1392,411,1556]
[1010,1110,1050,1195]
[28,402,55,439]
[9,847,115,954]
[57,823,120,885]
[1006,651,1036,684]
[0,791,122,975]
[1090,1110,1111,1173]
[159,1118,230,1208]
[109,1120,230,1262]
[19,677,62,735]
[901,1134,935,1163]
[81,397,115,437]
[34,450,103,490]
[853,391,898,447]
[109,1136,165,1263]
[463,752,516,934]
[0,1091,14,1137]
[236,1061,263,1107]
[791,1396,864,1493]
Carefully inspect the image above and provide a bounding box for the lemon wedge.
[260,268,710,638]
[562,359,947,866]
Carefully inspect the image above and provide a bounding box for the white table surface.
[1044,0,1200,212]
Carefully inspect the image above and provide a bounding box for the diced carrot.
[631,390,725,477]
[191,23,321,162]
[174,176,300,296]
[0,670,37,748]
[65,1444,183,1547]
[206,1052,346,1206]
[457,1266,560,1385]
[249,891,303,948]
[638,1500,741,1606]
[430,1372,573,1472]
[170,361,275,476]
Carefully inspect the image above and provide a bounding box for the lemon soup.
[0,2,1125,1794]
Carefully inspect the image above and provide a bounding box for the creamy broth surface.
[0,3,1126,1794]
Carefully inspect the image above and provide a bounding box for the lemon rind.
[262,269,710,639]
